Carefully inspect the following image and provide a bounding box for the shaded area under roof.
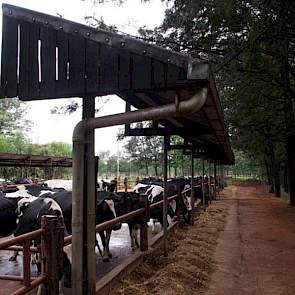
[0,4,234,164]
[0,153,72,167]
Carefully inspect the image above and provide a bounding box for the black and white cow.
[134,177,193,227]
[133,183,177,234]
[96,191,121,261]
[14,194,72,288]
[97,180,117,192]
[39,190,120,263]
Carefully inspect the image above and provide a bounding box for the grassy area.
[226,176,265,186]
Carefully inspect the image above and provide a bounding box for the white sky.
[0,0,170,155]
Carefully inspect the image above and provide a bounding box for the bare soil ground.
[111,192,229,295]
[207,185,295,295]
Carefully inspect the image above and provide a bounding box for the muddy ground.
[111,192,229,295]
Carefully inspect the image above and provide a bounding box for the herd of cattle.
[0,176,219,289]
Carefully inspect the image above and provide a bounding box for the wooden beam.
[124,127,210,137]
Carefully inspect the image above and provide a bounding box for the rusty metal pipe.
[0,229,44,250]
[10,275,47,295]
[72,87,208,294]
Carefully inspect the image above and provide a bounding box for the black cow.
[0,195,18,237]
[114,192,142,251]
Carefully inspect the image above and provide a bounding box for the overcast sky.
[0,0,170,155]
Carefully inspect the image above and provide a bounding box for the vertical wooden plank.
[85,39,99,94]
[40,26,56,98]
[68,34,85,95]
[118,50,130,90]
[56,30,69,96]
[132,54,151,89]
[28,23,40,99]
[152,59,165,89]
[1,16,18,98]
[100,44,118,93]
[19,20,29,99]
[167,64,180,87]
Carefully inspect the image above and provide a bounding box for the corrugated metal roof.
[0,153,72,167]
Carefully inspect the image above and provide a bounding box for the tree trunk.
[145,158,149,176]
[265,155,274,193]
[283,162,289,193]
[279,0,295,205]
[154,164,158,176]
[287,136,295,206]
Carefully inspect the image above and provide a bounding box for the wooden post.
[214,161,217,200]
[190,149,195,225]
[163,135,169,257]
[22,239,31,287]
[201,154,206,211]
[139,194,149,252]
[40,215,64,295]
[208,161,212,204]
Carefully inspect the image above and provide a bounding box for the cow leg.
[128,224,136,251]
[151,219,157,234]
[95,237,103,257]
[36,253,42,275]
[9,250,18,261]
[134,224,140,249]
[99,231,109,262]
[105,229,112,258]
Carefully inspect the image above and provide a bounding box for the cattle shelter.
[0,4,234,294]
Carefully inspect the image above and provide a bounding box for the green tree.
[0,98,31,135]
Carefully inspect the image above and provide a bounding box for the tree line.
[89,0,295,204]
[0,98,72,180]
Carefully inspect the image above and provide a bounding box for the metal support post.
[139,194,149,252]
[163,135,169,257]
[72,97,96,295]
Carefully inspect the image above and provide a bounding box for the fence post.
[23,239,31,287]
[139,194,149,252]
[39,215,64,295]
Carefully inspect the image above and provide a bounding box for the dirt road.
[206,185,295,295]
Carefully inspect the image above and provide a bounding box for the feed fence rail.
[0,216,64,295]
[0,229,46,295]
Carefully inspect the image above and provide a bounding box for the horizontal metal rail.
[64,208,146,246]
[6,245,39,253]
[0,229,44,250]
[0,183,44,189]
[0,228,46,295]
[0,275,37,282]
[10,275,47,295]
[64,188,194,246]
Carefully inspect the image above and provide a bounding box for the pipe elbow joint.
[179,87,208,114]
[73,120,87,143]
